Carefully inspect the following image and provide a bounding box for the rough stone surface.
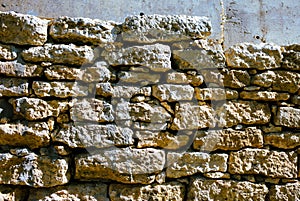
[0,122,50,149]
[193,127,263,151]
[152,84,194,102]
[22,44,94,66]
[0,61,43,77]
[0,186,26,201]
[265,132,300,149]
[188,178,268,201]
[282,44,300,70]
[269,182,300,201]
[229,148,297,178]
[225,43,282,70]
[0,149,69,187]
[28,183,108,201]
[223,69,251,89]
[166,152,228,178]
[112,86,151,98]
[96,82,113,97]
[274,107,300,128]
[195,88,238,100]
[0,11,48,45]
[118,71,161,85]
[0,78,29,97]
[292,95,300,105]
[121,14,211,42]
[103,44,171,72]
[50,16,117,44]
[52,123,133,148]
[75,147,165,184]
[110,182,185,201]
[0,44,17,60]
[240,91,290,101]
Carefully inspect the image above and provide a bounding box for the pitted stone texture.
[110,182,185,201]
[103,44,171,72]
[28,183,108,201]
[134,122,167,131]
[0,186,26,201]
[70,98,114,122]
[269,182,300,201]
[32,81,88,98]
[96,83,113,97]
[75,147,165,184]
[265,132,300,149]
[166,152,228,178]
[292,95,300,105]
[22,44,94,66]
[0,44,17,60]
[252,71,300,93]
[173,48,225,70]
[274,107,300,128]
[0,150,69,187]
[188,178,268,201]
[152,84,194,102]
[0,78,29,97]
[121,14,211,42]
[50,16,117,44]
[0,122,50,149]
[193,127,263,151]
[52,123,133,148]
[225,43,282,70]
[0,61,43,77]
[113,86,151,98]
[118,71,160,85]
[195,88,238,100]
[166,72,189,84]
[229,148,297,178]
[240,91,290,101]
[217,101,271,127]
[0,11,48,46]
[171,102,214,130]
[282,44,300,70]
[223,69,251,89]
[44,65,81,80]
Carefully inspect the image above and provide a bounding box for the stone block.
[0,61,43,77]
[0,44,17,60]
[265,132,300,149]
[274,107,300,128]
[0,78,29,97]
[240,91,290,101]
[152,84,194,102]
[269,182,300,201]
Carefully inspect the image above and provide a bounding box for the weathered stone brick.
[0,61,43,77]
[152,84,194,102]
[282,44,300,70]
[269,182,300,201]
[240,91,290,101]
[112,86,151,98]
[0,78,29,97]
[0,44,17,60]
[274,107,300,128]
[195,88,238,100]
[118,71,161,84]
[96,82,113,97]
[265,132,300,149]
[223,69,251,88]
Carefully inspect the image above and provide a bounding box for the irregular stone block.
[240,91,290,101]
[188,178,268,201]
[223,69,251,89]
[118,71,160,84]
[292,95,300,105]
[166,152,228,178]
[274,107,300,128]
[121,14,211,42]
[282,44,300,70]
[0,122,50,149]
[171,102,214,130]
[269,182,300,201]
[0,186,26,201]
[252,71,300,93]
[203,172,231,179]
[44,65,81,80]
[103,44,171,72]
[28,183,108,201]
[229,148,297,178]
[112,86,151,98]
[134,122,167,131]
[0,149,69,187]
[217,101,271,127]
[0,61,43,77]
[96,83,113,97]
[21,44,94,66]
[166,72,189,84]
[0,44,17,60]
[195,88,238,100]
[225,43,282,70]
[0,11,48,45]
[50,16,117,44]
[193,127,263,151]
[32,81,88,98]
[52,123,133,148]
[110,182,185,201]
[265,132,300,149]
[0,78,29,97]
[70,98,114,122]
[152,84,194,102]
[75,147,165,184]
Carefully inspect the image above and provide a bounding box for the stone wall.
[0,11,299,200]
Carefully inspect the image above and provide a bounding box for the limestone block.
[166,152,228,178]
[96,83,113,97]
[193,127,263,151]
[195,88,238,100]
[0,44,17,60]
[265,132,300,149]
[0,149,69,187]
[152,84,194,102]
[22,44,94,66]
[269,182,300,201]
[121,14,211,42]
[229,148,297,178]
[118,71,161,84]
[110,182,185,201]
[223,69,251,89]
[75,147,165,184]
[0,78,29,97]
[112,86,151,98]
[292,95,300,105]
[166,72,189,84]
[0,186,26,201]
[44,65,81,80]
[103,44,171,72]
[187,178,268,201]
[282,44,300,70]
[274,107,300,128]
[50,16,117,44]
[0,122,50,149]
[52,123,133,148]
[0,61,43,77]
[134,122,167,131]
[225,43,282,70]
[0,11,48,45]
[240,91,290,101]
